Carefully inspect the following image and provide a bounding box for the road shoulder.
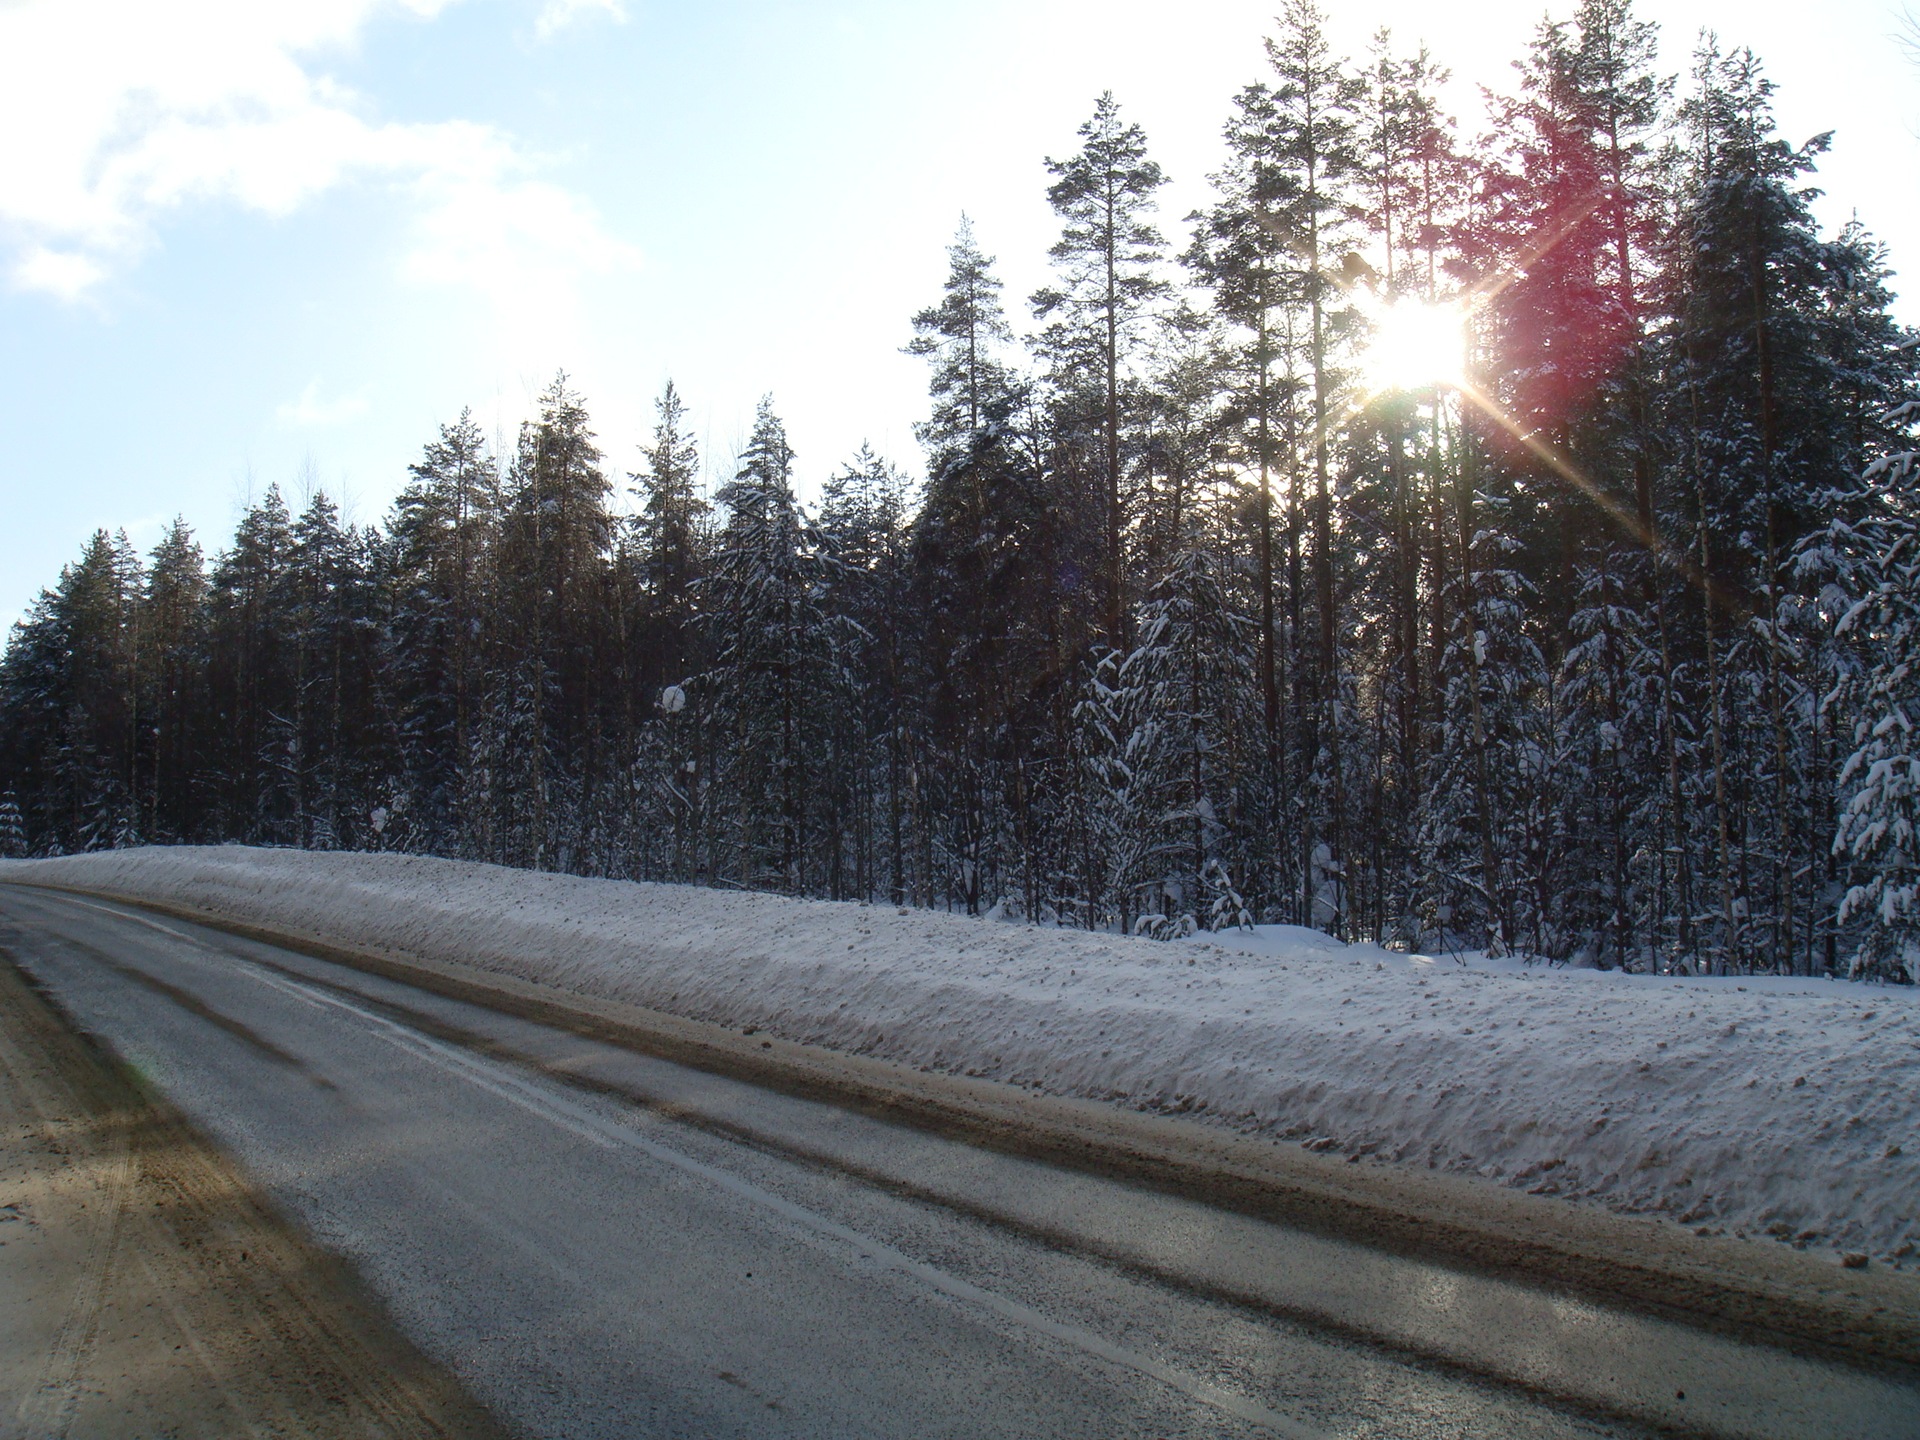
[0,941,509,1440]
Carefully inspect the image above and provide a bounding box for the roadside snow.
[5,846,1915,1262]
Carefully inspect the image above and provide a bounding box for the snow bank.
[6,846,1917,1262]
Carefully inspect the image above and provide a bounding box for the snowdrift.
[5,846,1915,1262]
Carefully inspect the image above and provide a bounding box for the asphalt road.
[1,883,1913,1440]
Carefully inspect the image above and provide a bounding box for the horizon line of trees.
[5,0,1919,980]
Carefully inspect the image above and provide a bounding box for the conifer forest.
[4,0,1918,980]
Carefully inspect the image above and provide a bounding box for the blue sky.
[2,0,1915,632]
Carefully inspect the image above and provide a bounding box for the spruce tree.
[1657,43,1907,969]
[1830,399,1920,979]
[0,791,25,858]
[706,398,828,893]
[141,519,207,842]
[815,446,914,901]
[52,531,144,849]
[389,410,498,850]
[205,486,295,841]
[1097,507,1257,937]
[632,379,708,639]
[495,373,615,870]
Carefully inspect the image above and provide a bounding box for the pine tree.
[1350,32,1465,940]
[1033,91,1170,647]
[1187,78,1307,881]
[1477,15,1638,444]
[1462,2,1667,964]
[1261,0,1367,930]
[1359,31,1453,291]
[908,217,1021,469]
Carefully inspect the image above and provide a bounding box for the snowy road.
[1,885,1913,1440]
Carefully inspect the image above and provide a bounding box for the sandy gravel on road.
[0,948,507,1440]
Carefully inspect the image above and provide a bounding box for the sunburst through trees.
[3,0,1917,979]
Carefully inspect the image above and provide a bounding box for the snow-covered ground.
[5,846,1915,1263]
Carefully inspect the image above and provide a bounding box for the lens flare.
[1358,297,1467,395]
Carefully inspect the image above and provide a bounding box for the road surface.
[2,882,1914,1439]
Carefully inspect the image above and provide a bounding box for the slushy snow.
[5,846,1915,1263]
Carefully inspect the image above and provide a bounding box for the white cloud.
[0,0,637,315]
[534,0,627,41]
[11,246,106,299]
[277,380,371,427]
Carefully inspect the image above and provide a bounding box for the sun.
[1358,296,1468,395]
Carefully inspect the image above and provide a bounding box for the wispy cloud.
[0,0,638,321]
[400,131,641,362]
[277,380,371,428]
[534,0,628,41]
